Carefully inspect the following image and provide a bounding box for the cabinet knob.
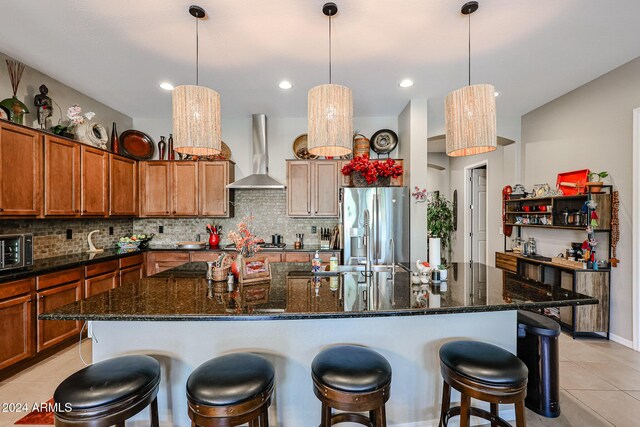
[0,208,3,212]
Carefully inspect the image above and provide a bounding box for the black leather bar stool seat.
[187,353,274,427]
[312,345,392,426]
[438,341,528,427]
[54,355,161,427]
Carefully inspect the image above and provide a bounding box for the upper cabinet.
[0,122,41,216]
[80,146,108,216]
[199,161,234,217]
[140,160,234,218]
[287,160,339,217]
[109,155,138,216]
[44,135,80,216]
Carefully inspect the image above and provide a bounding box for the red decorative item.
[231,259,240,277]
[557,169,590,195]
[341,155,403,185]
[502,185,513,237]
[208,232,220,248]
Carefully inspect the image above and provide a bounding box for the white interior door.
[471,167,487,265]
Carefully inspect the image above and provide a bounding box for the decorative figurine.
[34,84,52,129]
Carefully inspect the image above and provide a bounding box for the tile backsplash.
[0,219,133,259]
[134,189,339,247]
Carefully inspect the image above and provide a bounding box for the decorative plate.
[120,130,156,160]
[370,129,399,154]
[292,134,319,159]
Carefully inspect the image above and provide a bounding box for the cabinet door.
[338,160,352,187]
[0,294,34,370]
[140,162,171,216]
[80,146,108,216]
[172,162,198,216]
[120,265,143,286]
[85,271,118,297]
[286,278,311,313]
[199,162,232,217]
[37,281,82,352]
[44,136,80,216]
[0,123,41,216]
[287,161,311,216]
[313,161,339,217]
[109,155,138,216]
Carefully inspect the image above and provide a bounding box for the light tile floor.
[0,334,639,426]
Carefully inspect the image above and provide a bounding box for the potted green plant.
[427,193,455,266]
[586,171,608,193]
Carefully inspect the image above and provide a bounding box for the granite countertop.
[147,244,338,253]
[0,248,143,283]
[39,262,598,321]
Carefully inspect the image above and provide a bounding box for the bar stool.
[438,341,528,427]
[312,345,392,426]
[186,353,274,427]
[53,355,161,427]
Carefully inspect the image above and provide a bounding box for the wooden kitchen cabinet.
[84,260,119,297]
[109,154,138,216]
[172,162,199,216]
[80,146,109,216]
[0,123,42,216]
[287,160,339,217]
[145,251,191,276]
[120,265,143,286]
[140,161,172,216]
[0,278,34,370]
[199,161,234,217]
[338,160,351,187]
[44,135,80,216]
[36,268,82,352]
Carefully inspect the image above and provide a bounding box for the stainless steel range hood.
[226,114,286,189]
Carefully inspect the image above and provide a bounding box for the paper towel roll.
[429,238,441,267]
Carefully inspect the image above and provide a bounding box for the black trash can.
[517,310,562,418]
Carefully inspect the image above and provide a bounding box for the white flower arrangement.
[67,104,95,125]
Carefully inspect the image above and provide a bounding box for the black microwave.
[0,234,33,271]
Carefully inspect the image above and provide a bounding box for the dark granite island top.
[40,262,597,321]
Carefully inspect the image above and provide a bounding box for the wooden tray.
[120,130,156,160]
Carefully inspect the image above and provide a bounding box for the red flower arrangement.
[341,155,404,184]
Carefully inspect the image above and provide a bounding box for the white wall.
[398,99,429,262]
[0,52,132,132]
[426,153,450,197]
[521,56,640,343]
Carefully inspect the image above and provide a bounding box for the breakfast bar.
[41,262,596,426]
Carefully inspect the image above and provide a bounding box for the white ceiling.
[1,0,639,122]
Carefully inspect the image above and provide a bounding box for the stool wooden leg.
[375,405,386,427]
[249,418,260,427]
[150,397,159,427]
[439,381,451,427]
[320,402,331,427]
[515,401,527,427]
[260,406,269,427]
[115,423,125,427]
[490,403,498,427]
[459,394,471,427]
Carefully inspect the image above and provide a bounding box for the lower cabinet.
[36,269,82,352]
[145,252,191,276]
[0,278,34,370]
[84,260,119,297]
[120,265,143,286]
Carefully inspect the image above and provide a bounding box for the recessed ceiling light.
[279,80,293,90]
[159,82,174,91]
[399,79,414,88]
[494,91,500,97]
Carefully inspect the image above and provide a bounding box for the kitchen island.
[41,262,596,426]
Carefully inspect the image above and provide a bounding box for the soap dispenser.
[312,250,322,272]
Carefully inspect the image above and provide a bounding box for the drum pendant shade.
[308,83,353,157]
[445,83,496,157]
[173,85,221,156]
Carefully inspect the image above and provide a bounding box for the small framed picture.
[0,105,10,121]
[239,255,271,283]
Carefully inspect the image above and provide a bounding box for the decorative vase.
[352,173,390,187]
[208,232,220,248]
[167,133,175,160]
[0,96,29,125]
[231,254,242,278]
[74,122,108,149]
[428,238,441,268]
[110,122,120,153]
[158,136,166,160]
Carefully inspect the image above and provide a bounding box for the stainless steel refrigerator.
[341,187,409,265]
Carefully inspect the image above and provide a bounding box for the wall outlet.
[66,229,72,240]
[159,225,164,234]
[311,226,317,234]
[109,226,114,236]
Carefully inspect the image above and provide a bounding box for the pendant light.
[445,1,496,157]
[308,2,353,157]
[173,5,221,156]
